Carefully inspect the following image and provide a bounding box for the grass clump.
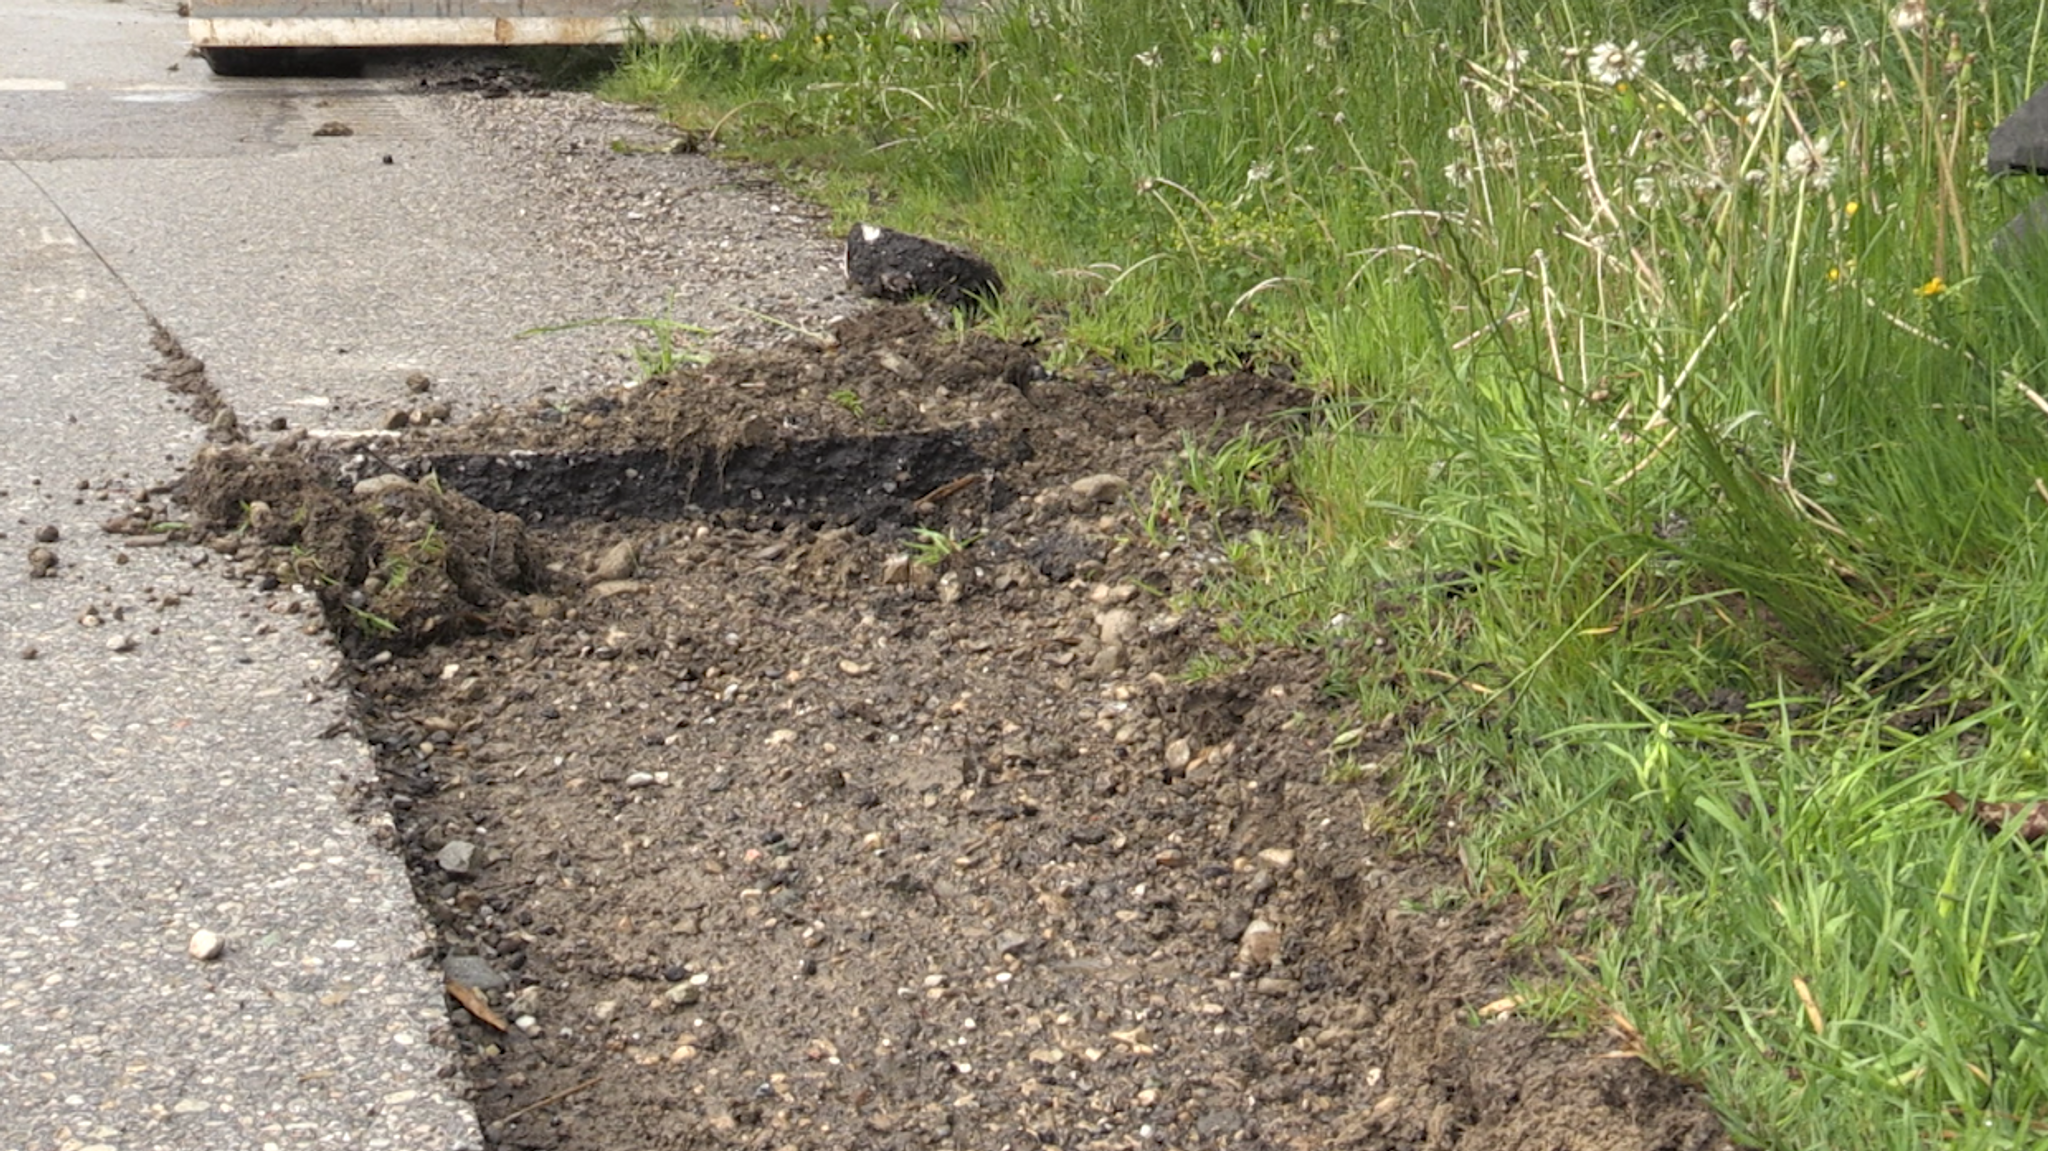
[602,1,2048,1145]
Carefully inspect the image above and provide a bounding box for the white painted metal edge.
[189,13,971,48]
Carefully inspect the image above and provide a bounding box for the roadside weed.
[906,525,980,566]
[520,308,714,382]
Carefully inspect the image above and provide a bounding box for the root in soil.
[169,308,1729,1150]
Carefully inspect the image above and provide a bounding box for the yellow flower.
[1827,267,1841,283]
[1844,200,1859,217]
[1918,276,1946,298]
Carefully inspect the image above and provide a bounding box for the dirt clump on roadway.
[171,308,1729,1151]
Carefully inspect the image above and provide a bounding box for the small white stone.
[187,929,224,961]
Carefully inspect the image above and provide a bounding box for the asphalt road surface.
[0,4,771,1147]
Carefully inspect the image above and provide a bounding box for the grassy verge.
[602,1,2048,1144]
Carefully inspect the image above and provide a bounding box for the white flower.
[1134,46,1161,68]
[1819,25,1848,47]
[1791,35,1814,52]
[1891,1,1928,33]
[1443,160,1473,188]
[1487,87,1514,113]
[1246,161,1274,184]
[1503,46,1530,74]
[1730,37,1750,61]
[1587,40,1646,86]
[1671,46,1709,73]
[1747,0,1777,20]
[1634,176,1661,208]
[1783,136,1838,190]
[1210,44,1225,65]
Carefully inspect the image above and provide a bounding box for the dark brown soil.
[172,309,1730,1151]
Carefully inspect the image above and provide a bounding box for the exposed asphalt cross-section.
[0,1,859,1147]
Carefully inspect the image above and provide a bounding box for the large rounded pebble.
[590,540,639,583]
[188,929,224,961]
[353,474,414,498]
[1236,919,1282,968]
[1070,473,1131,506]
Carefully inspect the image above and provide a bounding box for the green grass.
[600,1,2048,1144]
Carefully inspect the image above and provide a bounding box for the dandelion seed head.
[1443,160,1473,189]
[1891,1,1928,33]
[1135,46,1161,68]
[1634,177,1661,208]
[1747,0,1777,20]
[1730,37,1750,61]
[1211,44,1225,64]
[1672,46,1708,73]
[1587,40,1646,86]
[1819,25,1848,47]
[1783,136,1838,190]
[1246,161,1274,184]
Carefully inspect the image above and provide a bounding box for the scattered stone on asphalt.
[106,634,136,654]
[27,546,57,578]
[406,372,434,394]
[33,524,59,543]
[187,929,224,961]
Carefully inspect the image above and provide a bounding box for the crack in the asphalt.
[2,152,244,439]
[3,152,156,321]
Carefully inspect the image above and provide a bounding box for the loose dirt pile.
[172,309,1729,1150]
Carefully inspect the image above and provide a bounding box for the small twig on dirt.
[499,1075,605,1125]
[915,473,985,508]
[358,444,407,480]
